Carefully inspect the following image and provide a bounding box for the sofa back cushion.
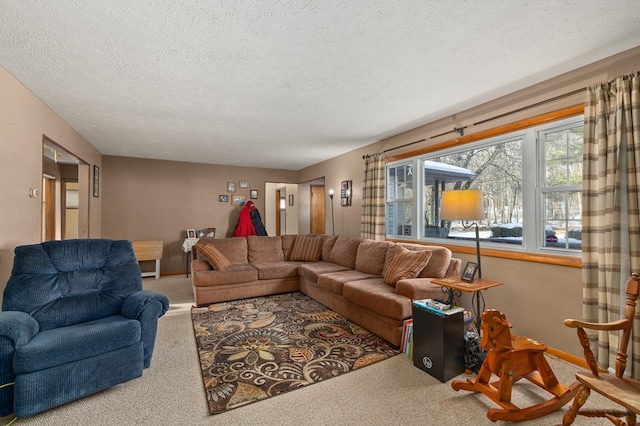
[196,237,248,265]
[281,234,298,260]
[400,243,452,278]
[329,236,362,269]
[289,235,323,262]
[247,236,284,263]
[355,240,392,275]
[321,235,338,261]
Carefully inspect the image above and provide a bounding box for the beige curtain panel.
[582,70,640,378]
[360,153,386,241]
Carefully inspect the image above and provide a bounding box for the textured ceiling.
[2,1,640,170]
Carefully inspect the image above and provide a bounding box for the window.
[386,115,583,255]
[386,163,414,236]
[538,123,583,250]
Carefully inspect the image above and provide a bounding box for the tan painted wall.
[298,46,640,356]
[2,45,640,358]
[0,67,102,301]
[101,156,298,274]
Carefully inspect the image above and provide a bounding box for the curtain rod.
[362,87,586,160]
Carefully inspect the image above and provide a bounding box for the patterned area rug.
[191,292,399,415]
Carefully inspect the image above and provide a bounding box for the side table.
[181,238,199,277]
[412,301,465,382]
[431,277,503,333]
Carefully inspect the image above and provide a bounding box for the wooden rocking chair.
[451,309,580,422]
[561,272,640,426]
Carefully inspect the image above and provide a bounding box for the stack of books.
[400,318,413,359]
[412,299,465,317]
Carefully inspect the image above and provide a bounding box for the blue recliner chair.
[0,239,169,418]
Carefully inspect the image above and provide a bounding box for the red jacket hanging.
[233,203,257,237]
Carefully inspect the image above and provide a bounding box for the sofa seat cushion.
[316,270,378,295]
[252,261,299,280]
[298,261,350,283]
[14,315,141,374]
[192,265,258,287]
[343,278,413,321]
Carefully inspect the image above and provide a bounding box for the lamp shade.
[440,189,485,221]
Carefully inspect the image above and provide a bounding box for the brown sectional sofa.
[191,234,461,347]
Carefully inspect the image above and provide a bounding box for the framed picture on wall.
[218,194,229,202]
[227,182,236,193]
[231,194,245,206]
[250,189,258,199]
[93,165,100,197]
[239,180,250,188]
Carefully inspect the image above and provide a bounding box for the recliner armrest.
[121,290,169,320]
[0,311,39,348]
[121,290,169,368]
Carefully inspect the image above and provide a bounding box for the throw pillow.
[383,246,432,286]
[289,235,323,262]
[196,243,231,271]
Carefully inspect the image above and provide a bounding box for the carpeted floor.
[191,292,399,415]
[1,275,621,425]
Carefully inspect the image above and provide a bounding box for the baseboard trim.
[545,347,588,369]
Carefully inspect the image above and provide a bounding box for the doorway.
[275,188,286,236]
[42,137,89,241]
[310,185,325,234]
[264,182,299,236]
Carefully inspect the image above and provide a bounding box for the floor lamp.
[328,189,335,235]
[440,189,486,332]
[440,189,485,279]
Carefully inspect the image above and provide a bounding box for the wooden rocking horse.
[451,309,580,422]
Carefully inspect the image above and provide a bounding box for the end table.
[431,277,503,333]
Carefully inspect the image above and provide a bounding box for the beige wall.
[298,46,640,356]
[101,156,298,274]
[2,45,640,358]
[0,67,102,301]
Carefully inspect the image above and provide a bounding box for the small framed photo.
[186,228,197,239]
[461,262,478,282]
[218,194,229,202]
[239,180,250,188]
[227,182,236,193]
[204,227,216,238]
[250,189,258,199]
[231,194,245,206]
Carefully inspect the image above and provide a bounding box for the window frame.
[385,114,584,258]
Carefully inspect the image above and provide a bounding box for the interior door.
[310,185,325,234]
[275,189,283,236]
[42,176,56,241]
